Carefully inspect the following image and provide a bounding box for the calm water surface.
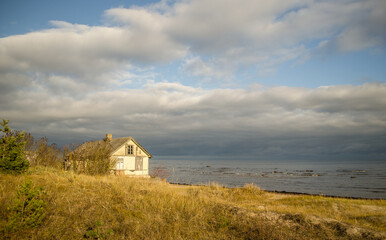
[150,159,386,199]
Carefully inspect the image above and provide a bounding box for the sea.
[150,158,386,199]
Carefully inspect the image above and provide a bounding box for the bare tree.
[150,164,169,179]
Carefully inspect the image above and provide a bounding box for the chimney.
[105,133,112,141]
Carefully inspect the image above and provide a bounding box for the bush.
[70,141,115,175]
[0,119,29,174]
[6,180,46,232]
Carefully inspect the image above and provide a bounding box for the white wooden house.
[106,134,152,176]
[69,134,152,176]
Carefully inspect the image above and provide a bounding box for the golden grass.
[0,167,385,239]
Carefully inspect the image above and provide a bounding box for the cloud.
[335,1,386,52]
[0,18,187,89]
[165,0,384,61]
[2,0,383,87]
[181,57,235,81]
[103,0,386,78]
[2,82,385,159]
[314,0,386,54]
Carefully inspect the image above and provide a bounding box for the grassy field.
[0,167,385,239]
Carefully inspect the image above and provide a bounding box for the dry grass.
[0,167,385,239]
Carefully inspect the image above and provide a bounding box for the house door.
[115,157,125,176]
[116,157,124,170]
[135,157,143,170]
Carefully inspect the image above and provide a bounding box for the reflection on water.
[151,159,386,199]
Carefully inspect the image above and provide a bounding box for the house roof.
[73,136,152,158]
[111,136,152,158]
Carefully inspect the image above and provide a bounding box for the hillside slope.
[1,167,385,239]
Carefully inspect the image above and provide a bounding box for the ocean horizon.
[150,158,386,199]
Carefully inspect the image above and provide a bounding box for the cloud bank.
[2,81,386,159]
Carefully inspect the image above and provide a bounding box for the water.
[150,158,386,199]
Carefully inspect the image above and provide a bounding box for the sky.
[1,0,385,160]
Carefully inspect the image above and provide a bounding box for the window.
[127,145,133,155]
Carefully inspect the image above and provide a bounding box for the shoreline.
[168,181,385,200]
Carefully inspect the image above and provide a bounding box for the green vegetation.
[5,179,46,232]
[1,118,114,176]
[0,167,385,239]
[69,141,115,175]
[0,119,29,174]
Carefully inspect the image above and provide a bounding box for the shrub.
[6,180,46,232]
[70,141,115,175]
[0,119,29,174]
